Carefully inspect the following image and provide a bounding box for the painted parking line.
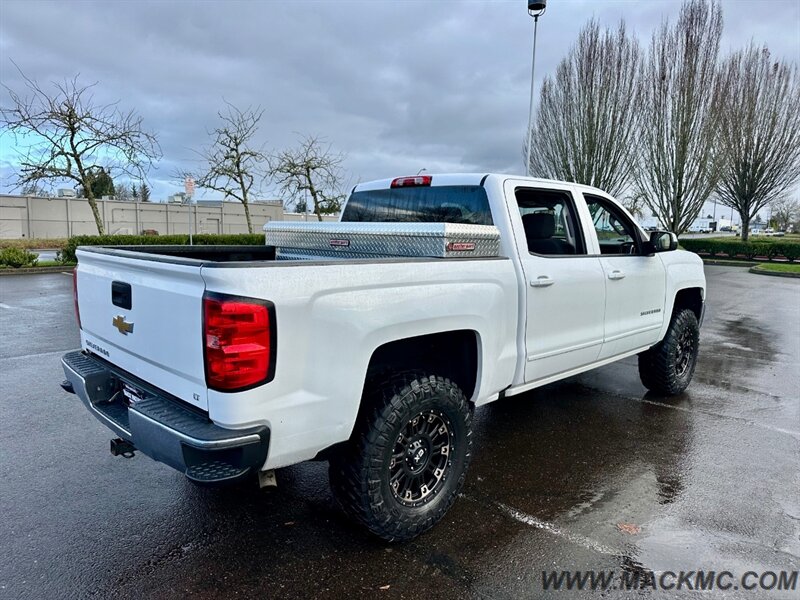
[636,397,800,439]
[0,349,75,362]
[495,501,622,556]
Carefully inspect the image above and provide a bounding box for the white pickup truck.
[61,173,705,541]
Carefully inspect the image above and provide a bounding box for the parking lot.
[1,266,798,599]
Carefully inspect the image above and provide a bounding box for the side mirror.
[648,231,678,253]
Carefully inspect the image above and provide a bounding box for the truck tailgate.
[75,248,208,411]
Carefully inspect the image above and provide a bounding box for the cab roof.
[352,173,612,198]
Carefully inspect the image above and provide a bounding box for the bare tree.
[196,102,268,233]
[632,0,724,234]
[769,197,800,232]
[20,181,50,197]
[1,65,160,234]
[621,190,647,221]
[529,20,642,197]
[270,135,347,221]
[715,46,800,240]
[115,182,132,202]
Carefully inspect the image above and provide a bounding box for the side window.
[515,188,585,256]
[584,195,642,255]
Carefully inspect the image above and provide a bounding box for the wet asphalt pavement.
[1,266,798,599]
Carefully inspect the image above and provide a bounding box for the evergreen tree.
[77,167,115,199]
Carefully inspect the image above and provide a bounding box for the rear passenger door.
[581,193,666,359]
[504,180,606,383]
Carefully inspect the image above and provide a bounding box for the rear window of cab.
[341,185,493,226]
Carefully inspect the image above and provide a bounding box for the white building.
[638,214,738,233]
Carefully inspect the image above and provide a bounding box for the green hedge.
[0,238,68,250]
[680,238,800,262]
[0,247,39,268]
[60,233,264,263]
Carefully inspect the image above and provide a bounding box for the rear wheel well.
[364,330,479,402]
[672,287,703,321]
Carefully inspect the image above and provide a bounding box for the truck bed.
[81,245,278,264]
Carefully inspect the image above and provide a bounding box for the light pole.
[525,0,547,176]
[184,176,195,245]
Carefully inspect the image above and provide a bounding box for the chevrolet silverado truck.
[61,173,705,541]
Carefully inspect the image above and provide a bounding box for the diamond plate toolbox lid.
[264,222,501,259]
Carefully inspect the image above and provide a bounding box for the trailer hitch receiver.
[110,438,136,458]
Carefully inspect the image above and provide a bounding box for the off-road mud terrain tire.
[329,374,472,542]
[638,308,700,395]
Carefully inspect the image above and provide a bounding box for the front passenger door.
[583,194,666,359]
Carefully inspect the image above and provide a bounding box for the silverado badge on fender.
[112,315,134,335]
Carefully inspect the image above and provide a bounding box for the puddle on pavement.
[704,317,777,363]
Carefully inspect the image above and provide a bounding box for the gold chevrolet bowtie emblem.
[112,315,134,335]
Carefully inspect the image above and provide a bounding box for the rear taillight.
[390,175,432,188]
[203,293,276,392]
[72,267,81,328]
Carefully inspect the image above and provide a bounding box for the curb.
[748,266,800,279]
[702,259,758,267]
[0,266,72,276]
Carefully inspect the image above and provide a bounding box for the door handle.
[608,269,626,280]
[530,276,555,287]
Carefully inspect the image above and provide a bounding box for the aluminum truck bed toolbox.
[264,222,501,259]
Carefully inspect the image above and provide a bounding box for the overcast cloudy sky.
[1,0,799,207]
